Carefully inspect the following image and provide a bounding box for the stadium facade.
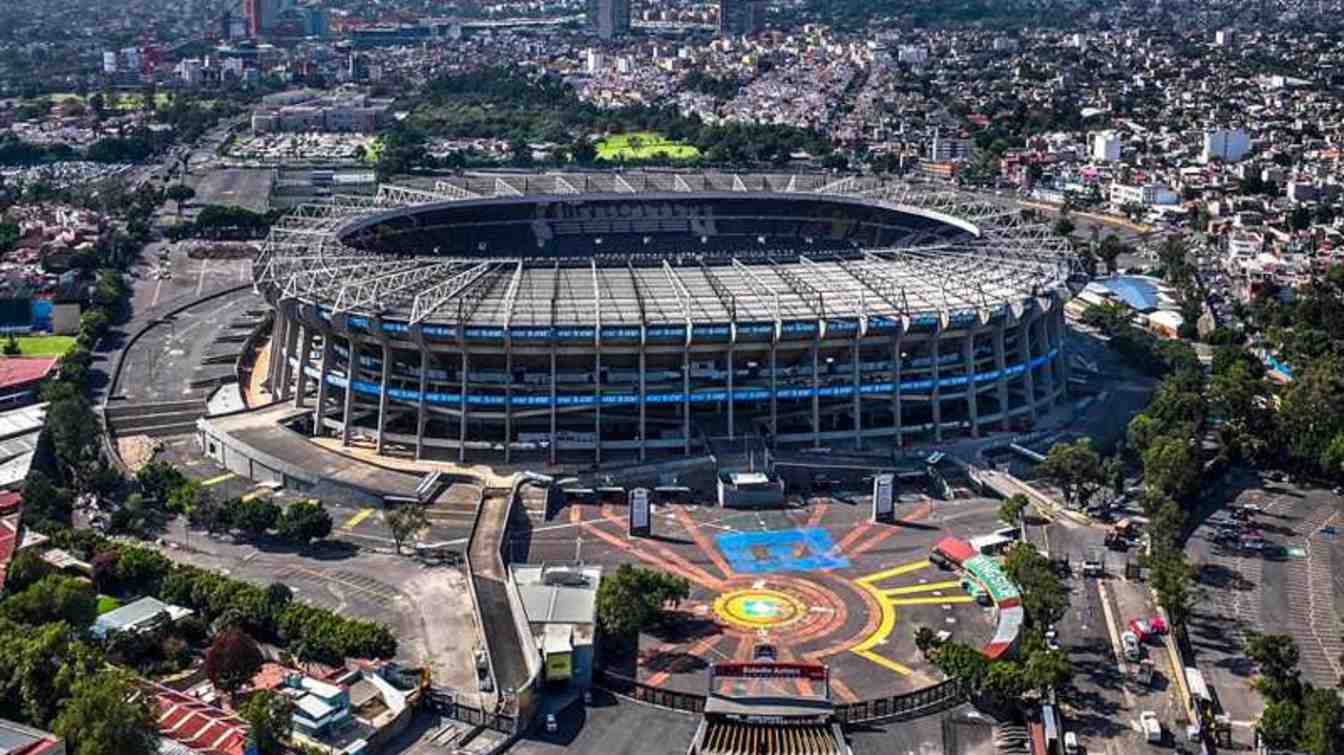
[255,173,1073,465]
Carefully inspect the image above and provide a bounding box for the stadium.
[254,173,1074,465]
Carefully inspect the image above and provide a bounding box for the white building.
[1091,131,1122,162]
[102,51,117,74]
[897,45,928,65]
[929,136,971,162]
[585,48,604,74]
[176,59,203,87]
[1215,29,1235,47]
[1110,182,1179,207]
[1202,128,1251,163]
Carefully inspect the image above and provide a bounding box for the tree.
[189,495,236,535]
[1,574,98,628]
[239,688,294,755]
[914,626,940,659]
[1245,633,1302,703]
[3,548,52,593]
[277,500,332,546]
[386,503,428,554]
[1259,699,1304,749]
[571,137,597,164]
[1036,438,1104,507]
[234,497,281,538]
[1142,436,1200,503]
[19,470,72,532]
[1002,543,1068,628]
[1280,358,1344,474]
[164,183,195,218]
[595,564,691,639]
[1149,545,1198,628]
[1023,647,1071,691]
[135,460,188,504]
[53,668,159,755]
[1300,686,1344,755]
[1053,214,1075,238]
[205,628,264,699]
[932,641,989,691]
[2,334,18,355]
[998,494,1028,527]
[1097,234,1126,275]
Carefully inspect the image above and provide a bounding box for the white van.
[1141,711,1161,743]
[1064,731,1080,754]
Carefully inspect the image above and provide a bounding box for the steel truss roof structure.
[255,173,1075,330]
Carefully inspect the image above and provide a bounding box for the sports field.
[8,335,76,356]
[595,131,700,161]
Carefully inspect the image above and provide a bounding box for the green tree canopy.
[239,688,294,755]
[277,500,333,545]
[1,574,97,628]
[1036,438,1103,507]
[53,668,159,755]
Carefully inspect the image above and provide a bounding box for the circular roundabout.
[714,588,806,631]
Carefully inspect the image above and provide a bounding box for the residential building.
[1216,28,1235,47]
[91,596,194,640]
[1110,182,1178,207]
[1202,128,1251,163]
[1091,130,1122,162]
[929,135,971,162]
[585,48,604,74]
[718,0,765,36]
[251,90,393,134]
[0,718,64,755]
[145,682,250,755]
[897,45,928,65]
[588,0,630,40]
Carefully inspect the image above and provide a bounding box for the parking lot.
[1187,470,1344,741]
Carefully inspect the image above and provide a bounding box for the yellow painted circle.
[714,589,806,630]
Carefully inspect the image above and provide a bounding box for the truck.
[1082,545,1105,576]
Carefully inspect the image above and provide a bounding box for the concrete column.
[415,347,428,461]
[313,334,332,435]
[995,318,1009,433]
[811,340,820,449]
[1038,314,1056,412]
[769,342,777,439]
[727,345,735,441]
[964,329,978,438]
[851,337,862,450]
[683,344,691,457]
[504,340,512,464]
[931,329,942,443]
[280,316,300,402]
[638,338,646,463]
[549,346,557,467]
[891,331,903,447]
[1019,314,1036,421]
[341,336,355,446]
[268,311,287,395]
[294,325,312,409]
[376,343,390,453]
[459,350,468,463]
[593,343,601,466]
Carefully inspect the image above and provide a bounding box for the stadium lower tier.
[266,305,1066,464]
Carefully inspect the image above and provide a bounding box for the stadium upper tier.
[254,173,1074,332]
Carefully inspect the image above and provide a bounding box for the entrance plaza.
[527,490,1010,702]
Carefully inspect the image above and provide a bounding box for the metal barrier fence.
[594,670,965,724]
[835,678,968,725]
[425,689,517,734]
[595,670,706,714]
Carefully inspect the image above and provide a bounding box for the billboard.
[872,473,895,522]
[629,487,651,536]
[713,662,828,681]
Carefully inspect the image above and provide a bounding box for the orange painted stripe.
[829,676,859,703]
[646,633,724,688]
[805,502,829,530]
[569,500,582,524]
[578,522,720,592]
[832,521,873,554]
[777,646,816,698]
[847,527,897,558]
[598,509,726,592]
[671,506,737,580]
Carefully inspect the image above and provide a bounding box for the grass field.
[596,131,700,161]
[46,92,178,111]
[6,335,76,357]
[97,596,123,615]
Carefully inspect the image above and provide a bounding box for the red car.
[1129,617,1169,642]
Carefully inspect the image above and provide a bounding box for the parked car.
[1128,619,1153,642]
[1141,711,1162,743]
[545,714,558,733]
[1122,631,1142,661]
[1064,731,1080,754]
[1148,616,1168,635]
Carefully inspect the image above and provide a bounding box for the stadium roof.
[255,173,1075,330]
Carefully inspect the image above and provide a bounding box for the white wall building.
[1110,182,1179,207]
[1215,29,1235,47]
[929,136,971,162]
[897,45,928,65]
[1091,131,1122,162]
[1202,128,1251,163]
[585,48,604,74]
[102,51,117,74]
